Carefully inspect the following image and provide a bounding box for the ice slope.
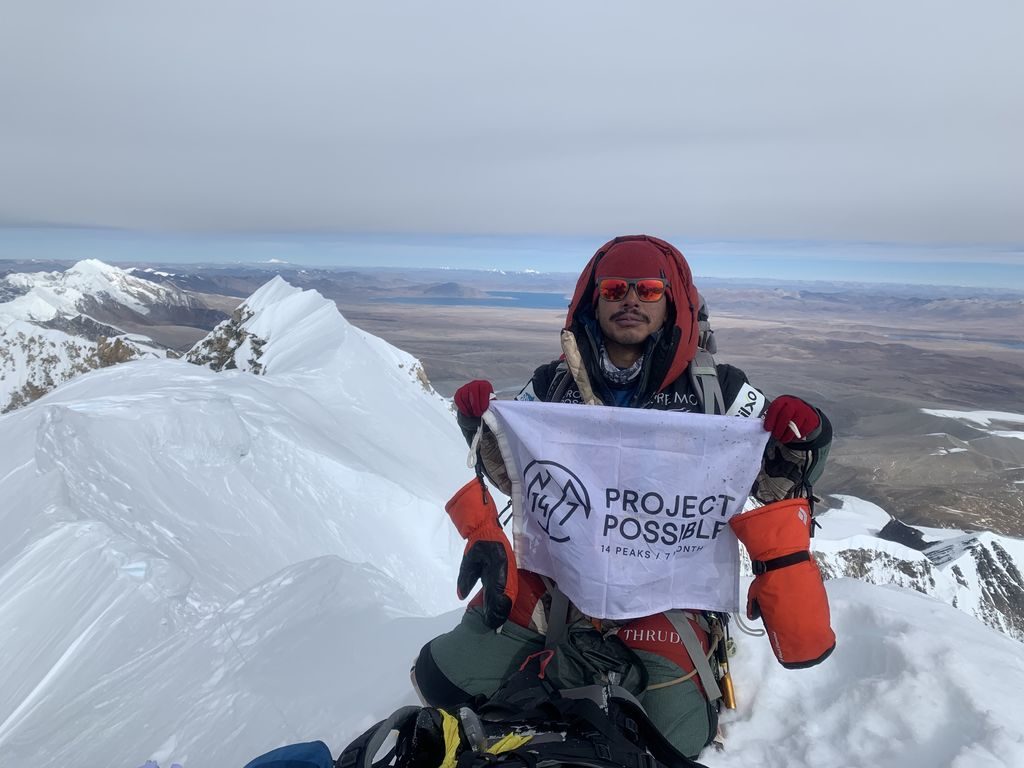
[1,555,460,767]
[5,363,461,606]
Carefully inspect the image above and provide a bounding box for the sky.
[0,0,1022,257]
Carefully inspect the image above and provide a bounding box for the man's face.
[595,281,668,348]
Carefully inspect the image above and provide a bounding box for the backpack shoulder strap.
[545,360,574,403]
[663,611,721,703]
[687,350,724,415]
[607,697,711,768]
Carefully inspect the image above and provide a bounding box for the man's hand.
[446,478,519,629]
[764,395,820,443]
[458,537,516,629]
[454,380,494,419]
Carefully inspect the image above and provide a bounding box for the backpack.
[335,651,710,768]
[695,292,716,354]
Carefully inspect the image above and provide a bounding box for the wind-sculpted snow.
[7,359,467,611]
[0,335,471,765]
[1,556,460,767]
[0,521,186,748]
[188,277,436,398]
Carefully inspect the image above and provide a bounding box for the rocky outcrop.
[816,526,1024,643]
[185,306,267,374]
[0,324,159,412]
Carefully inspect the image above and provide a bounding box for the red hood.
[564,235,700,393]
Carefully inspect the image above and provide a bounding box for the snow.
[991,430,1024,441]
[706,579,1024,768]
[814,495,892,540]
[0,317,163,413]
[0,289,64,324]
[0,278,1022,767]
[922,408,1024,442]
[812,497,1024,640]
[0,259,190,325]
[4,356,466,614]
[921,409,1024,427]
[0,259,187,413]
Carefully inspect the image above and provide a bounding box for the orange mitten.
[445,479,519,629]
[730,498,835,668]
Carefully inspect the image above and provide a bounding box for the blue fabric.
[608,386,636,406]
[242,740,333,768]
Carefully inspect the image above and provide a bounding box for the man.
[413,235,832,759]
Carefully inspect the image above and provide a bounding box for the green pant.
[415,607,715,760]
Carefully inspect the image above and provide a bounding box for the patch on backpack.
[516,381,538,401]
[725,382,766,419]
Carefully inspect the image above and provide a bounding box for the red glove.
[454,380,494,419]
[764,395,820,443]
[446,478,518,629]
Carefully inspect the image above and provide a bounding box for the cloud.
[0,1,1022,241]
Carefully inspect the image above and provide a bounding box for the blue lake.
[887,333,1024,349]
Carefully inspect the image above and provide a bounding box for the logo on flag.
[523,460,592,542]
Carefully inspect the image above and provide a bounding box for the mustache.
[610,309,650,322]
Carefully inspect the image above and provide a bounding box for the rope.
[645,668,698,691]
[645,633,719,691]
[733,612,765,637]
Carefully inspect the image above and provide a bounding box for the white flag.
[485,400,770,619]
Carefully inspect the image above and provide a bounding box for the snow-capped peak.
[188,276,434,396]
[1,259,193,325]
[64,257,125,282]
[187,276,462,502]
[245,274,300,308]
